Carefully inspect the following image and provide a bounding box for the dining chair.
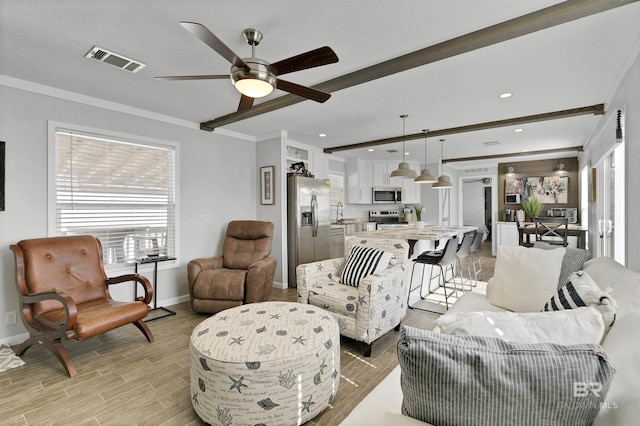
[534,216,569,247]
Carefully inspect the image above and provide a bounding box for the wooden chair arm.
[23,290,78,338]
[107,274,154,304]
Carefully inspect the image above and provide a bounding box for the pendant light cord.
[422,129,429,166]
[400,114,408,160]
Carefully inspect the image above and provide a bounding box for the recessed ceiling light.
[522,149,529,152]
[319,133,326,137]
[368,148,375,152]
[514,128,524,133]
[405,152,410,155]
[499,92,513,98]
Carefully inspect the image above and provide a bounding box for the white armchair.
[296,238,410,356]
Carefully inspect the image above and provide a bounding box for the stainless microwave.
[372,187,403,204]
[505,193,521,204]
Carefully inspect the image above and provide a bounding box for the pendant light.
[414,129,437,184]
[390,114,418,179]
[432,138,453,189]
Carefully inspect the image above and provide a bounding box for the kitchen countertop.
[355,225,477,241]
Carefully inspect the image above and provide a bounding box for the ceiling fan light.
[231,59,276,98]
[415,168,437,184]
[390,161,418,178]
[432,175,453,189]
[234,78,274,98]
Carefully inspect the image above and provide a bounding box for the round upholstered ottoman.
[190,301,340,425]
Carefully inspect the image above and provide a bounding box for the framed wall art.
[260,166,275,205]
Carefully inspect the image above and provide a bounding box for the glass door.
[594,142,625,264]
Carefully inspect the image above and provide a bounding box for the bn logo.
[574,382,603,397]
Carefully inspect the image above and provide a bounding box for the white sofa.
[340,256,640,426]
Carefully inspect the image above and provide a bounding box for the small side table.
[134,256,177,321]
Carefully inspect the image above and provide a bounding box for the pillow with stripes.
[339,245,394,287]
[397,326,615,426]
[543,270,617,328]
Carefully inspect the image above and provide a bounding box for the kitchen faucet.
[336,202,344,223]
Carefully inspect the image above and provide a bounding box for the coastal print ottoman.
[190,301,340,425]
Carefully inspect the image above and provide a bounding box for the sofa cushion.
[486,245,565,312]
[534,241,590,288]
[543,270,617,329]
[397,326,616,426]
[595,311,640,425]
[339,245,393,287]
[582,256,640,318]
[436,307,604,345]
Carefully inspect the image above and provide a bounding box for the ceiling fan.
[156,22,339,112]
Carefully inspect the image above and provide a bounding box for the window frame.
[47,121,180,273]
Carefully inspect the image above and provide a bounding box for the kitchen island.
[355,225,477,256]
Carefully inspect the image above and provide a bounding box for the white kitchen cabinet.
[372,162,391,186]
[401,162,421,204]
[346,158,372,204]
[495,222,520,248]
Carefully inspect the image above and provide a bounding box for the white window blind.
[329,172,345,206]
[54,130,176,264]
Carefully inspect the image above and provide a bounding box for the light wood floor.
[1,241,494,426]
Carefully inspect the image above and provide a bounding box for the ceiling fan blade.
[180,21,248,68]
[269,46,338,76]
[276,79,331,103]
[155,74,229,80]
[237,95,254,111]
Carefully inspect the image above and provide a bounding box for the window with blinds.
[329,172,345,206]
[54,130,176,265]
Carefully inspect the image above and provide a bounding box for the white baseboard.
[157,294,191,307]
[272,281,287,290]
[0,332,29,347]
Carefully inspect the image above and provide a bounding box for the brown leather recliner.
[188,220,277,314]
[10,235,154,377]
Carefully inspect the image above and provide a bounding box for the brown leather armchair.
[10,235,154,377]
[188,220,277,314]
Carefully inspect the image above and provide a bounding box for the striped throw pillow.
[543,270,617,327]
[339,245,393,287]
[398,326,615,426]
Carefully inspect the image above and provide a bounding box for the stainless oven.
[369,210,409,229]
[372,187,403,204]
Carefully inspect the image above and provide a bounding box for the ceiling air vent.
[482,141,500,146]
[85,46,146,73]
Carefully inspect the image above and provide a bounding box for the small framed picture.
[260,166,275,205]
[290,161,306,174]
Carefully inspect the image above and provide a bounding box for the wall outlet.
[5,311,17,325]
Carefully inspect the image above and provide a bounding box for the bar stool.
[407,237,459,312]
[455,232,475,291]
[469,231,485,285]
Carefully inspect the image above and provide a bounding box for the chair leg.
[132,320,155,343]
[362,342,372,358]
[439,265,450,310]
[45,340,77,377]
[17,335,77,377]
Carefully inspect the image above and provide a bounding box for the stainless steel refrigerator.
[287,175,331,287]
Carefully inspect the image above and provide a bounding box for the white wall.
[0,83,257,344]
[256,133,286,288]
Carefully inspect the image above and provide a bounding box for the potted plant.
[414,204,425,229]
[522,196,544,221]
